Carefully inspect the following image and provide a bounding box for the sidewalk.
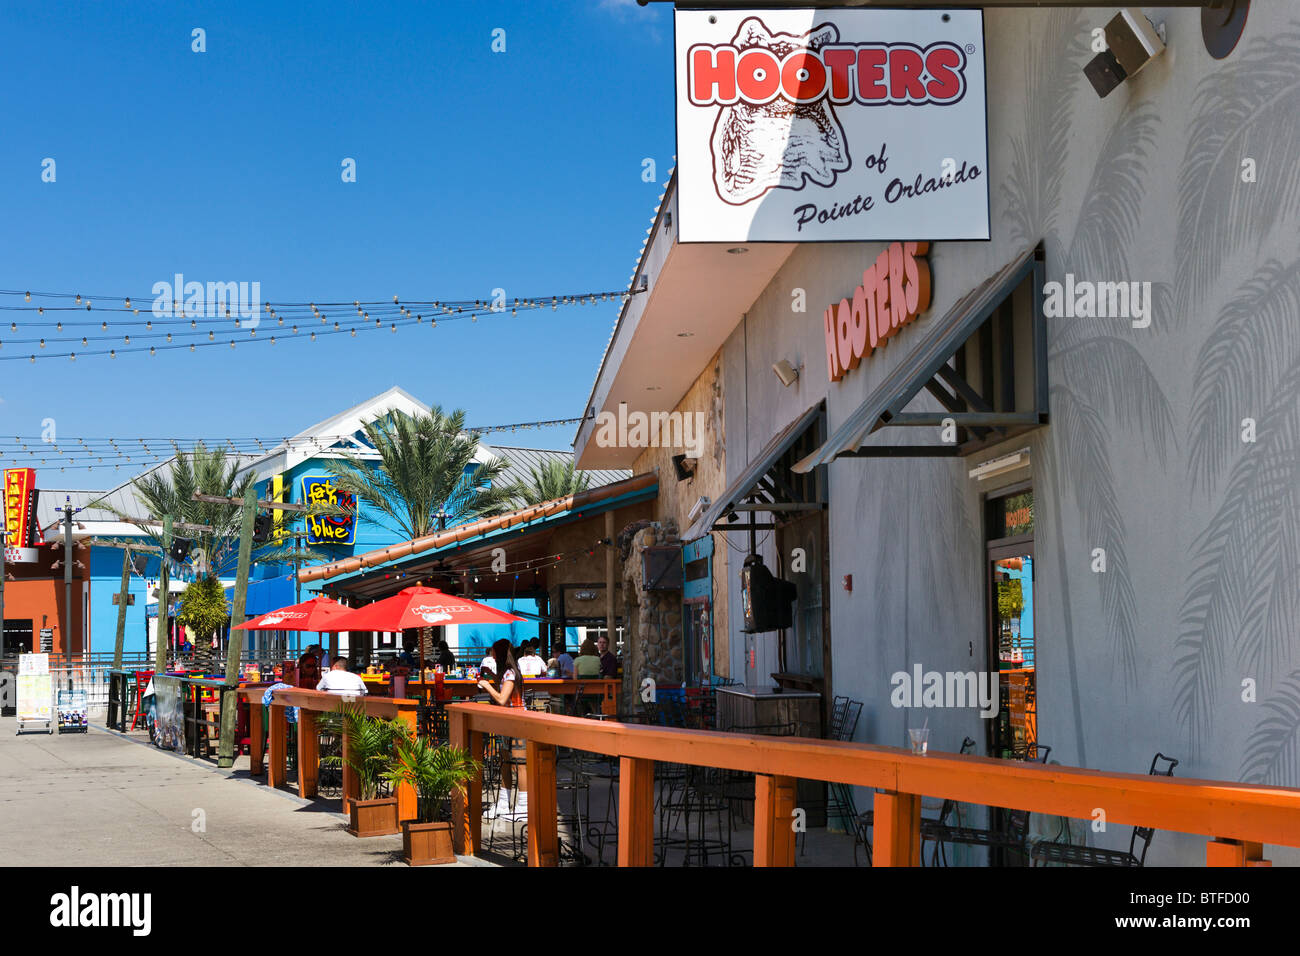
[0,715,483,867]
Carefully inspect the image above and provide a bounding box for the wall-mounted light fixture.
[687,496,711,523]
[772,359,801,388]
[968,447,1031,482]
[1084,9,1165,99]
[673,453,697,482]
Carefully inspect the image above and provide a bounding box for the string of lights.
[0,286,641,363]
[0,417,596,471]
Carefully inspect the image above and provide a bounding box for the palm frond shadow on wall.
[1172,28,1300,779]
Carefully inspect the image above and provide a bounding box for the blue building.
[36,386,624,662]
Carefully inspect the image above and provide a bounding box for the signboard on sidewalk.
[674,8,989,242]
[57,688,88,732]
[16,652,53,733]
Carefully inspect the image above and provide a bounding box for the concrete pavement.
[0,715,485,867]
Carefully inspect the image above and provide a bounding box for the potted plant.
[385,735,479,865]
[328,705,407,837]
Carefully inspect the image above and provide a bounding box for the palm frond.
[1047,385,1139,689]
[1187,259,1300,494]
[1240,670,1300,786]
[1175,32,1300,316]
[1000,8,1085,253]
[1175,358,1300,755]
[1050,335,1176,467]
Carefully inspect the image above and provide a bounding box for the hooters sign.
[825,241,931,382]
[675,8,988,243]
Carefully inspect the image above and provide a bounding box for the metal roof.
[489,446,629,491]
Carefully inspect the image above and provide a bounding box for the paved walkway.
[0,715,484,867]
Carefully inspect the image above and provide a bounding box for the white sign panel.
[3,547,39,563]
[675,7,989,242]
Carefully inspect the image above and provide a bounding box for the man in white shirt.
[517,644,547,677]
[316,660,368,696]
[479,654,498,676]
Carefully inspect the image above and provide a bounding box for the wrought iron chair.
[846,736,977,866]
[1029,753,1178,867]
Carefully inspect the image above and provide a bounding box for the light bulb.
[24,292,30,302]
[81,337,87,346]
[110,350,116,358]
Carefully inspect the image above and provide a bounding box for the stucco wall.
[715,6,1300,864]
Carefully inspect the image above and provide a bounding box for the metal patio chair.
[1029,753,1179,867]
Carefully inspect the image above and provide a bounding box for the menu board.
[16,653,53,733]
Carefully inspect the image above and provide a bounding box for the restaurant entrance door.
[984,488,1036,760]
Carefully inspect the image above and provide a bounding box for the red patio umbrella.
[331,587,525,702]
[232,595,353,632]
[329,586,524,632]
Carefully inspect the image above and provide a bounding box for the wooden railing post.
[248,696,264,776]
[449,708,481,857]
[394,703,418,823]
[340,705,356,814]
[618,756,656,866]
[873,790,921,867]
[268,704,287,789]
[526,741,559,867]
[298,709,319,798]
[754,774,797,867]
[1207,838,1272,867]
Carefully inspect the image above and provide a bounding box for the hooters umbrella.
[331,586,525,698]
[232,595,355,672]
[232,595,354,632]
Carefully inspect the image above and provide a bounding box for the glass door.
[985,488,1035,760]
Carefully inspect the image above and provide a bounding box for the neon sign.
[300,476,357,546]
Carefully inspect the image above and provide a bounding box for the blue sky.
[0,0,674,487]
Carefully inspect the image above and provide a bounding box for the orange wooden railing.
[447,703,1300,867]
[242,687,421,821]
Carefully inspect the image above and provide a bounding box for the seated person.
[436,640,456,670]
[316,659,368,696]
[297,646,323,688]
[553,644,575,679]
[479,652,498,676]
[517,643,547,677]
[598,635,618,678]
[573,638,602,678]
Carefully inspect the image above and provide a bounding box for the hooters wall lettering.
[824,241,931,382]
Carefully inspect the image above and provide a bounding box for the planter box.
[403,820,456,865]
[347,797,399,838]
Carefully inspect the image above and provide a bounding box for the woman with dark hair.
[476,637,524,708]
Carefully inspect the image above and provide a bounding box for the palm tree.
[325,407,521,540]
[325,406,523,659]
[94,443,256,671]
[514,458,591,506]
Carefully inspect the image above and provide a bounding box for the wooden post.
[872,790,921,866]
[298,708,319,798]
[394,705,418,823]
[526,741,559,867]
[753,774,797,867]
[341,705,357,815]
[1207,838,1272,867]
[249,697,264,775]
[153,516,171,676]
[449,708,482,857]
[113,548,131,670]
[268,704,287,787]
[617,756,655,866]
[219,484,259,768]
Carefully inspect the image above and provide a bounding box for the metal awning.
[684,402,825,539]
[793,245,1046,473]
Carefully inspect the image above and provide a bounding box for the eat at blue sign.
[300,476,357,545]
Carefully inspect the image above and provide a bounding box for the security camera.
[687,496,711,523]
[1085,9,1165,98]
